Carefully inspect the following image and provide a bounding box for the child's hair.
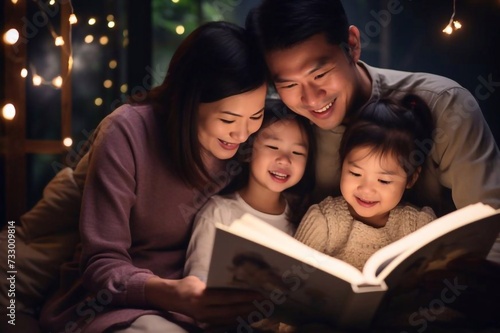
[223,99,316,227]
[339,94,434,184]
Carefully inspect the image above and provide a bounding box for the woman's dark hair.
[246,0,350,53]
[339,94,434,183]
[223,99,316,227]
[139,21,267,189]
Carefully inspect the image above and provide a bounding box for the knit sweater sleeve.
[80,106,154,308]
[294,204,329,253]
[390,205,437,240]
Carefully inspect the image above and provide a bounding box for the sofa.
[0,162,87,333]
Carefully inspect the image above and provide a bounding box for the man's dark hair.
[246,0,350,52]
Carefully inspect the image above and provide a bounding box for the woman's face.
[198,84,267,160]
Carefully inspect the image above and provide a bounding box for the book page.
[222,214,366,285]
[207,215,386,328]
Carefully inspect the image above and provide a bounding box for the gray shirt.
[314,61,500,215]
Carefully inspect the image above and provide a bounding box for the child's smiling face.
[340,146,413,227]
[249,118,309,194]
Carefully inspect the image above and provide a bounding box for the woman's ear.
[406,166,422,189]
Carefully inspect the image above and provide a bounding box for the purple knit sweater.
[40,104,230,332]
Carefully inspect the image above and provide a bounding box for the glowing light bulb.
[99,36,109,45]
[104,80,113,88]
[443,24,453,34]
[108,21,115,28]
[88,18,96,25]
[33,75,42,86]
[84,35,94,43]
[69,14,78,25]
[453,20,462,29]
[95,98,103,106]
[172,0,180,3]
[120,84,128,93]
[52,76,63,88]
[3,29,20,45]
[21,68,28,78]
[109,60,117,69]
[63,137,73,147]
[175,25,185,35]
[55,36,65,46]
[2,103,16,120]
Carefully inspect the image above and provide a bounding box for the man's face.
[265,32,363,130]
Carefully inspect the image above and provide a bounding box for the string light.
[31,73,65,88]
[103,80,113,88]
[63,137,73,147]
[88,18,96,25]
[84,34,94,43]
[443,0,462,35]
[3,28,20,45]
[99,36,109,45]
[2,104,16,120]
[3,0,77,155]
[52,76,63,88]
[69,14,78,25]
[55,36,65,46]
[175,25,185,35]
[33,74,43,86]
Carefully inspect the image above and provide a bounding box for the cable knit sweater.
[294,196,436,270]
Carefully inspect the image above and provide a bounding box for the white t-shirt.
[184,192,294,282]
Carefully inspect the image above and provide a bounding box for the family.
[28,0,500,332]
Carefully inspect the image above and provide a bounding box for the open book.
[206,203,500,329]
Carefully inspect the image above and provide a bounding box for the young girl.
[184,98,316,283]
[39,21,269,333]
[294,94,437,271]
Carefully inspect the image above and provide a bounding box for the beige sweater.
[295,196,436,270]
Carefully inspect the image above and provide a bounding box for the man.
[246,1,500,328]
[246,0,500,218]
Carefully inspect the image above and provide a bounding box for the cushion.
[0,226,79,316]
[0,165,85,317]
[20,167,82,242]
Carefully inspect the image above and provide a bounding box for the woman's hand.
[146,275,265,329]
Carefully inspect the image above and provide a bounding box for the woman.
[40,21,268,333]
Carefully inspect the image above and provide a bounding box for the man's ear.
[347,25,362,62]
[406,166,422,189]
